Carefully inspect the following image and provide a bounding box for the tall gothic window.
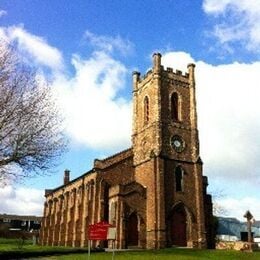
[103,183,109,222]
[175,166,183,192]
[171,92,179,121]
[144,96,149,124]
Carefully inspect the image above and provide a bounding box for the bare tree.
[0,41,66,184]
[211,188,228,216]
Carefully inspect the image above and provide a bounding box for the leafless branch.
[0,40,67,184]
[210,188,228,216]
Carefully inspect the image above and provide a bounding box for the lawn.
[0,238,259,260]
[0,237,88,259]
[44,248,260,260]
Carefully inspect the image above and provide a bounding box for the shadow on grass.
[0,247,90,259]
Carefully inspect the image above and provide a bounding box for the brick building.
[40,53,214,249]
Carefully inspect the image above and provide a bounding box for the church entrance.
[171,205,187,246]
[127,213,138,247]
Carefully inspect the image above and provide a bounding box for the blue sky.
[0,0,260,220]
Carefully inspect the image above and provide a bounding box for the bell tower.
[132,53,208,249]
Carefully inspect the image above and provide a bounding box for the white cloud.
[217,197,260,221]
[0,10,7,18]
[161,51,194,73]
[53,44,132,151]
[0,25,63,71]
[203,0,260,52]
[197,61,260,181]
[0,185,44,216]
[84,30,134,56]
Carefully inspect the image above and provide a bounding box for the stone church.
[40,53,214,249]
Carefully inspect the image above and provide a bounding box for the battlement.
[141,65,190,80]
[166,67,189,78]
[133,53,193,90]
[142,69,153,80]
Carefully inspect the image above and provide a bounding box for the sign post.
[88,239,90,260]
[107,227,116,260]
[88,221,116,260]
[112,240,115,260]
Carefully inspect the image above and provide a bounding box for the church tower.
[132,53,209,249]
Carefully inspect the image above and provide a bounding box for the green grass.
[0,237,34,251]
[44,248,260,260]
[0,238,259,260]
[0,237,88,259]
[0,237,32,245]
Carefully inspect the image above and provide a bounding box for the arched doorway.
[171,205,187,246]
[127,212,138,247]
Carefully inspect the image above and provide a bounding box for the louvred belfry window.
[171,92,179,121]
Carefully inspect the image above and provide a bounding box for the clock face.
[171,135,185,152]
[173,139,181,148]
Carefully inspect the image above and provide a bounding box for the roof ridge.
[96,147,132,163]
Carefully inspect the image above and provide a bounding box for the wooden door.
[171,207,187,246]
[127,213,138,246]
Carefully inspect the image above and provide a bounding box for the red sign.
[88,221,112,240]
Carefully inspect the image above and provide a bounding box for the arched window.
[144,96,149,124]
[175,166,183,192]
[171,92,179,121]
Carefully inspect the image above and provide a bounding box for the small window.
[144,96,149,124]
[3,218,11,223]
[171,92,179,121]
[175,166,183,192]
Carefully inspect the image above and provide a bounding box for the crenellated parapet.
[132,53,194,93]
